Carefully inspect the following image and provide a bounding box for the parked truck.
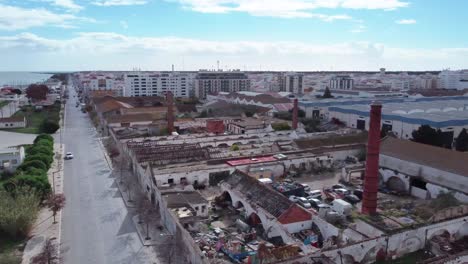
[330,199,352,216]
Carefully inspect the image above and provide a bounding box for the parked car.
[307,198,322,209]
[307,190,322,199]
[297,197,312,209]
[65,152,74,160]
[353,189,363,199]
[301,183,311,192]
[344,194,361,205]
[289,195,299,202]
[334,188,350,196]
[332,184,346,190]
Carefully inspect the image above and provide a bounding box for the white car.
[289,195,299,202]
[297,197,312,209]
[65,152,74,160]
[308,190,323,199]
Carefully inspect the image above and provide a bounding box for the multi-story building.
[123,72,192,98]
[195,70,250,99]
[438,70,468,90]
[279,72,304,94]
[329,75,354,91]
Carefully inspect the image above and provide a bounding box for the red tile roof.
[0,116,25,123]
[278,204,312,224]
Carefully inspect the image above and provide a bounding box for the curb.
[115,180,137,208]
[131,215,159,246]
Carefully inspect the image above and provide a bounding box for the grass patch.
[0,101,9,108]
[0,103,60,134]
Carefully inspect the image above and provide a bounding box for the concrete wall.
[0,146,24,171]
[380,155,468,198]
[318,215,468,264]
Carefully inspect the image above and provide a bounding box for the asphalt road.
[60,87,155,264]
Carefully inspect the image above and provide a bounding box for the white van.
[331,199,352,216]
[258,178,273,185]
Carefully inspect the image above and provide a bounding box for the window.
[168,178,174,184]
[194,206,199,211]
[201,205,206,213]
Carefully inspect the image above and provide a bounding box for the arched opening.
[235,201,245,209]
[386,176,406,192]
[430,229,451,241]
[215,191,233,208]
[246,212,265,237]
[454,222,468,240]
[341,254,357,264]
[217,143,229,148]
[233,142,242,146]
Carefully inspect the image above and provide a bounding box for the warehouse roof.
[329,98,468,127]
[380,137,468,177]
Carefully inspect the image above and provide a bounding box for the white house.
[0,146,25,172]
[0,116,26,128]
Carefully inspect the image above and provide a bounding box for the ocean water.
[0,72,53,86]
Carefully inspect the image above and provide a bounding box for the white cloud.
[168,0,408,18]
[120,20,128,29]
[396,19,416,24]
[0,4,92,30]
[350,24,366,33]
[92,0,148,6]
[1,32,467,71]
[51,0,83,12]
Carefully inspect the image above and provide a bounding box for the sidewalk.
[21,142,65,264]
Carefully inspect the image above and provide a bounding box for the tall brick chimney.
[292,98,298,130]
[166,92,174,134]
[361,101,382,215]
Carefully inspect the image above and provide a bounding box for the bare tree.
[138,198,156,240]
[45,193,66,223]
[31,238,58,264]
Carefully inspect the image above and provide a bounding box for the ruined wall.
[318,215,468,264]
[379,155,468,195]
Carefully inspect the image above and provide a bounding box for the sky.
[1,0,467,71]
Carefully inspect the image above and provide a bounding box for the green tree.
[24,154,53,169]
[34,134,54,144]
[12,175,51,198]
[27,145,54,157]
[35,139,53,148]
[40,121,60,134]
[17,160,47,172]
[272,123,291,131]
[230,144,240,151]
[323,87,333,98]
[411,125,443,147]
[455,128,468,152]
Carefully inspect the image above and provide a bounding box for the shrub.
[24,154,53,169]
[272,122,291,131]
[33,134,54,144]
[21,167,47,178]
[27,145,54,157]
[12,175,51,198]
[16,160,47,172]
[34,139,53,149]
[230,144,240,151]
[0,188,41,238]
[40,121,59,134]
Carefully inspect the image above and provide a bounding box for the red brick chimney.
[361,101,382,215]
[292,98,298,130]
[166,92,174,134]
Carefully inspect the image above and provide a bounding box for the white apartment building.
[439,70,468,90]
[195,70,250,99]
[329,75,354,91]
[279,72,304,94]
[124,72,192,98]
